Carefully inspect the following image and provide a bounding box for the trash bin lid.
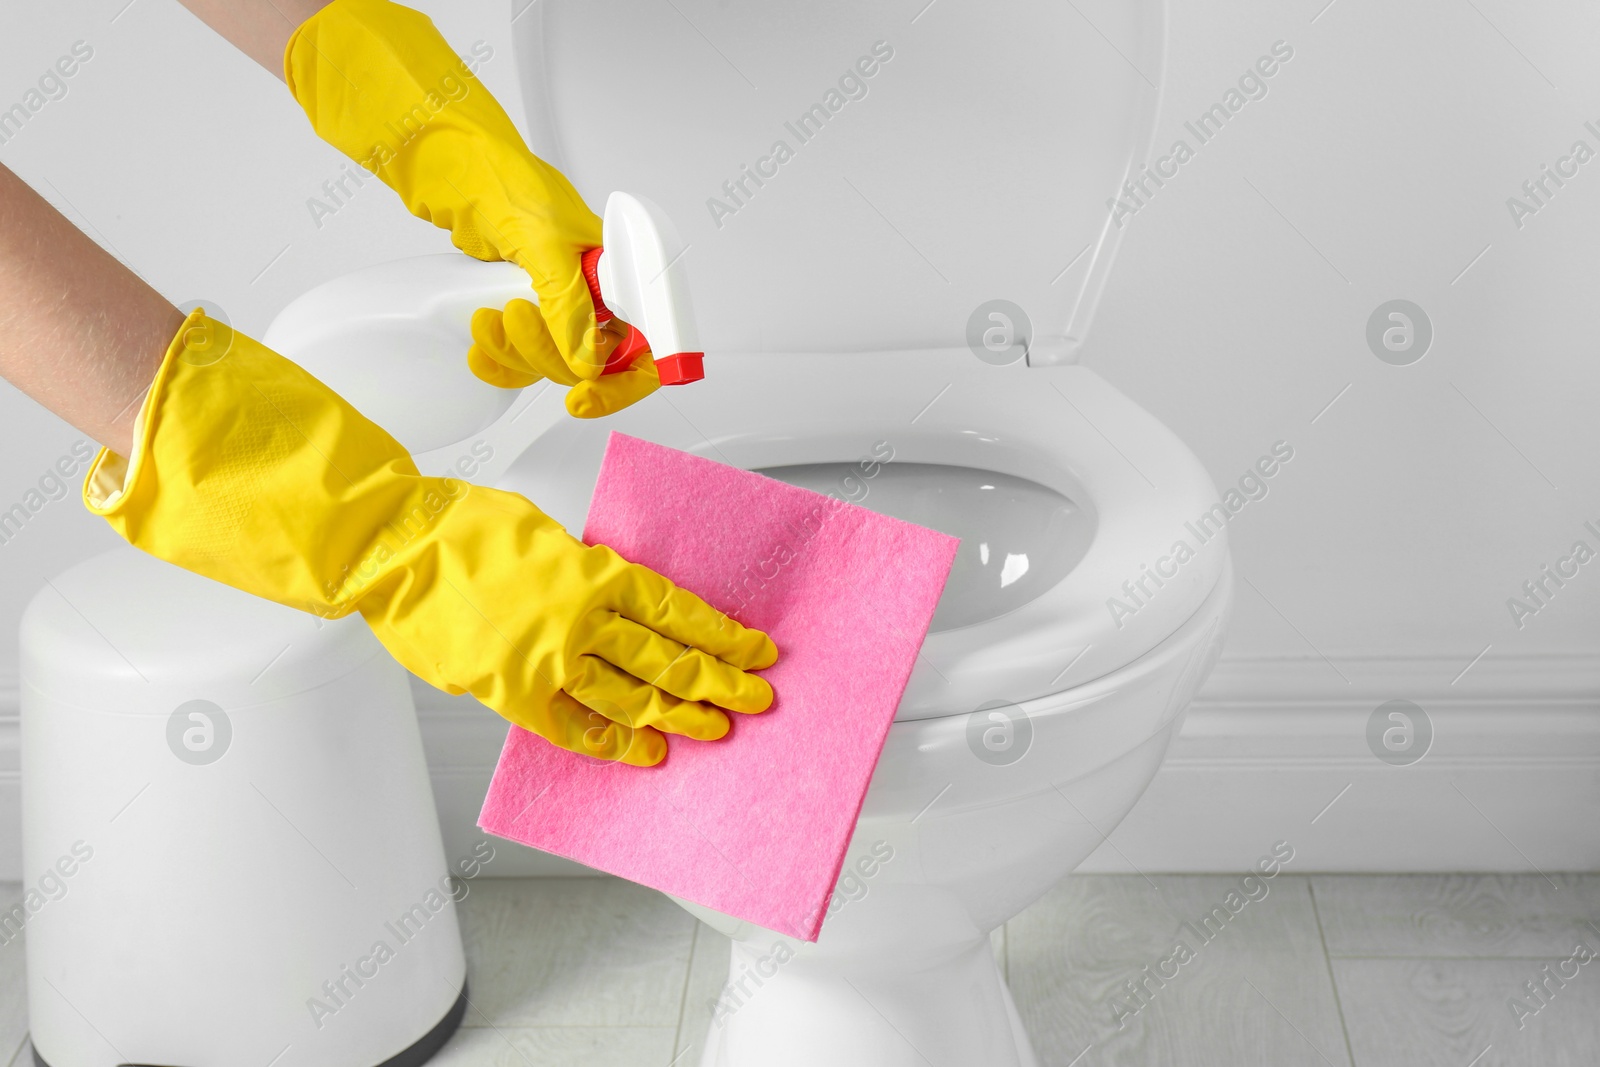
[20,546,386,710]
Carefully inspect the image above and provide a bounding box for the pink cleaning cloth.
[478,432,958,941]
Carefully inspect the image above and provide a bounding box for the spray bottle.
[581,192,705,385]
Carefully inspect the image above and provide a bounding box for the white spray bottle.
[581,192,704,385]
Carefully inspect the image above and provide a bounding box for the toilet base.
[682,569,1234,1067]
[700,937,1039,1067]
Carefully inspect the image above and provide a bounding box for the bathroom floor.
[2,873,1596,1066]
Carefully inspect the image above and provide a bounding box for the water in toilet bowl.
[759,461,1097,631]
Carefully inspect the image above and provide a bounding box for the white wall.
[1105,0,1600,662]
[1,0,1596,878]
[1078,0,1600,873]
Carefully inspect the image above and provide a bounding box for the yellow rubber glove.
[468,300,662,420]
[84,310,776,766]
[283,0,657,418]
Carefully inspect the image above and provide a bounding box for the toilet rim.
[853,557,1234,822]
[919,554,1233,731]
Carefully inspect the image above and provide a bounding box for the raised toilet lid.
[516,0,1165,361]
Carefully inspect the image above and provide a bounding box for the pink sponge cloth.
[478,432,958,941]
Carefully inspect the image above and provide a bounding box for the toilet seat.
[496,343,1228,719]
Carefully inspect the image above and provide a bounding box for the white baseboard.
[2,654,1596,881]
[1081,654,1600,873]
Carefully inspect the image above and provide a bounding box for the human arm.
[79,310,775,764]
[173,0,332,80]
[0,160,180,456]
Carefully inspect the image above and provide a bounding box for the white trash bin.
[18,546,467,1067]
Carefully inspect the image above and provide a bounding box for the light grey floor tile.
[1312,875,1600,958]
[428,1022,677,1067]
[0,884,26,1067]
[6,1038,30,1067]
[1333,957,1600,1067]
[673,922,730,1064]
[1008,874,1351,1067]
[456,878,695,1028]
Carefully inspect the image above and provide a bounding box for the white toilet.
[266,1,1233,1063]
[500,350,1233,1067]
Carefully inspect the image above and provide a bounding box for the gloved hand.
[84,310,776,766]
[283,0,656,419]
[468,299,662,419]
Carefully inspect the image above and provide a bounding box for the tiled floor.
[3,874,1597,1066]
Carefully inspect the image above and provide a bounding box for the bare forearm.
[0,162,183,456]
[176,0,333,79]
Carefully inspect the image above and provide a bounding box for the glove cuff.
[83,307,201,515]
[81,309,439,619]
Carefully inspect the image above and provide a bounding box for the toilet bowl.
[262,1,1231,1062]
